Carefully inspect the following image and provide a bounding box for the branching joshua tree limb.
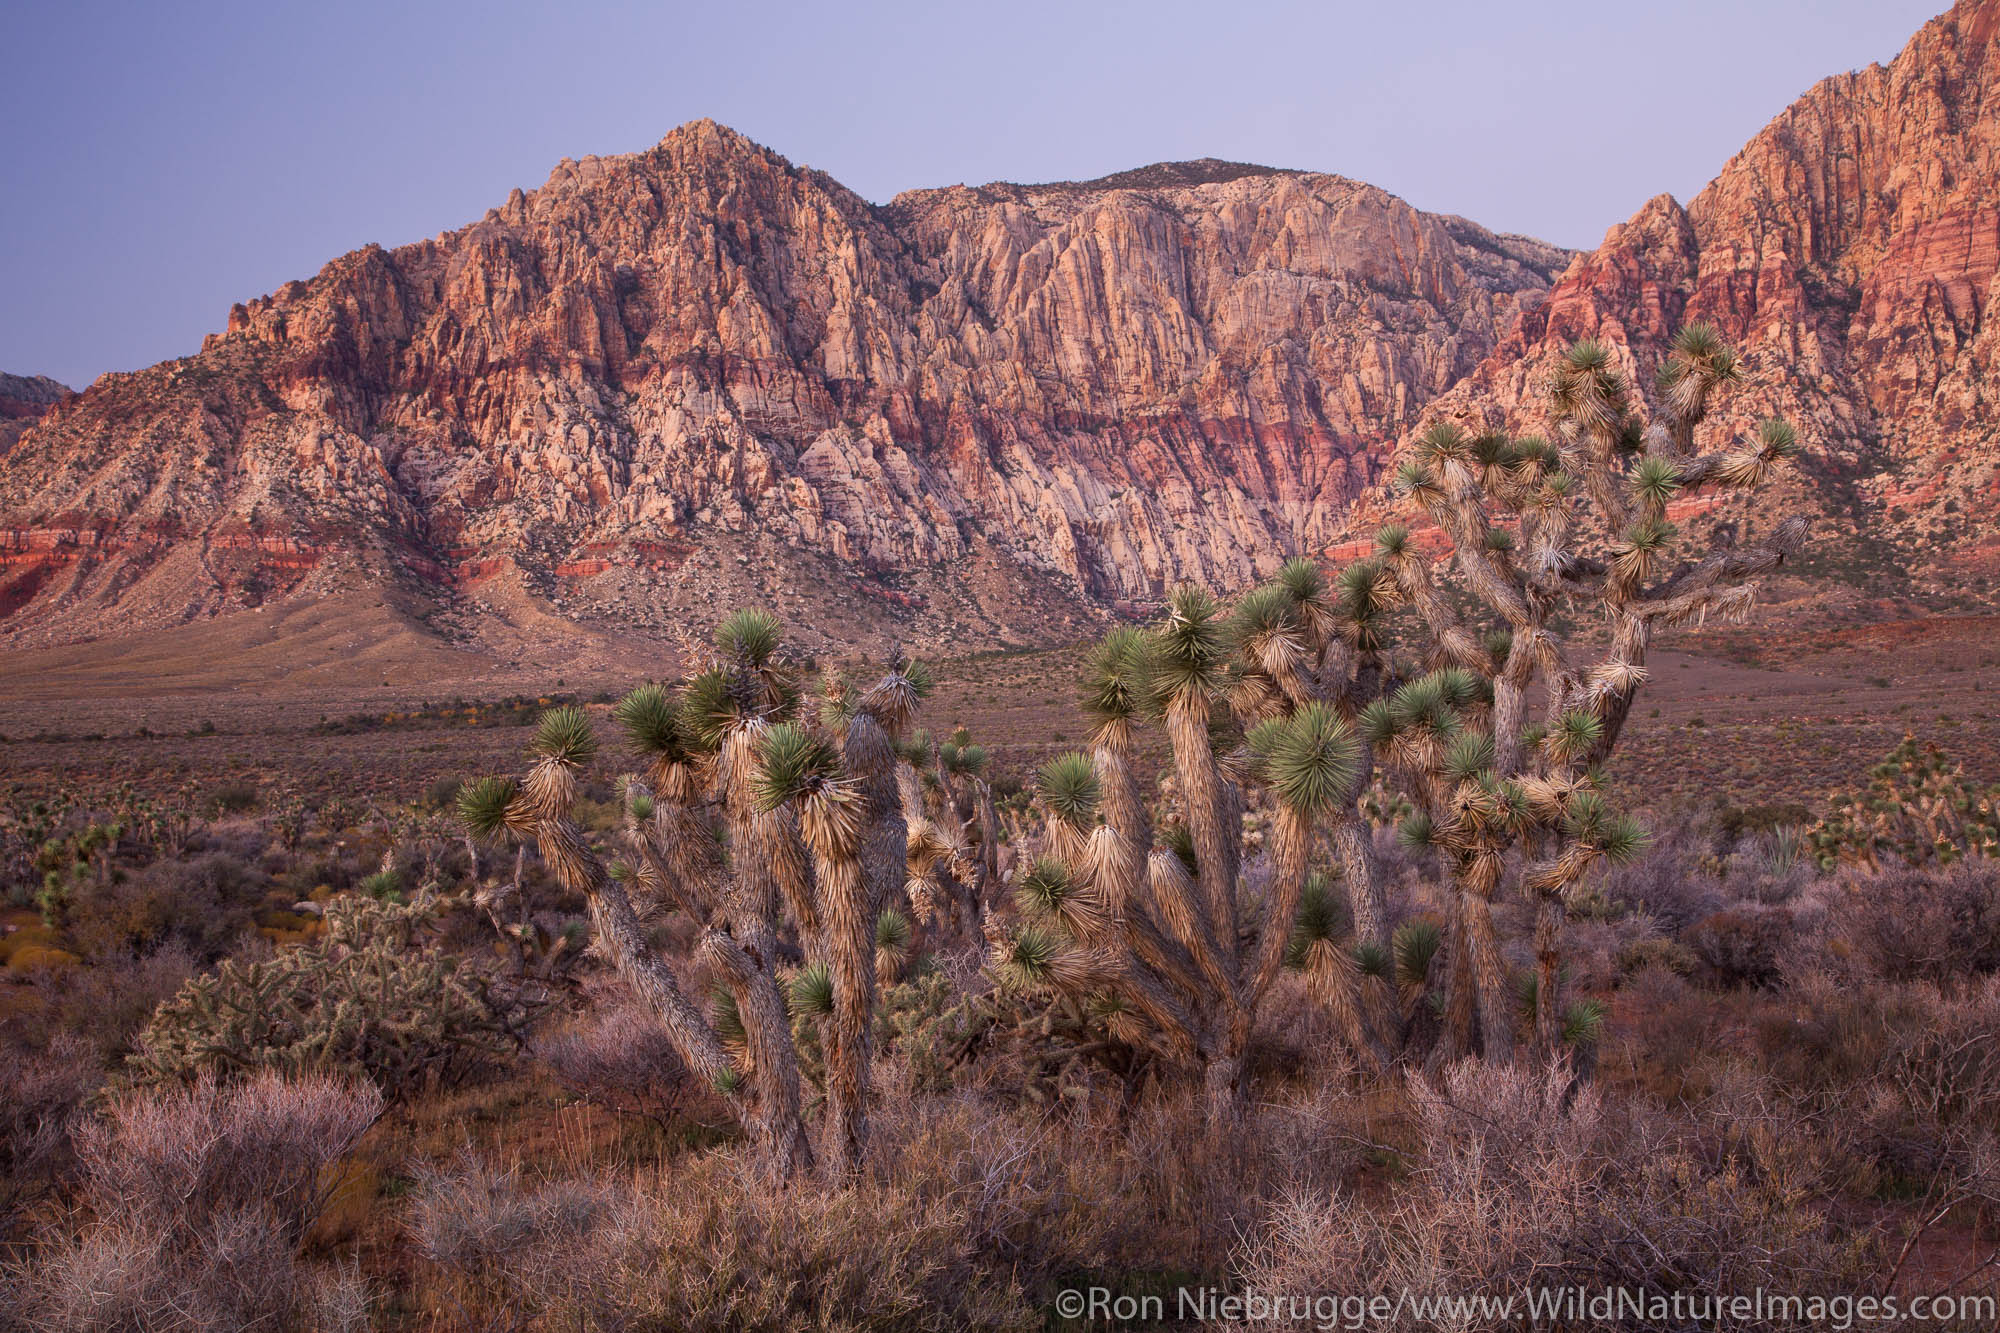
[1372,326,1808,1060]
[992,588,1377,1125]
[456,611,930,1182]
[990,325,1805,1114]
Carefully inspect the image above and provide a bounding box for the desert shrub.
[63,850,261,962]
[1823,860,2000,985]
[131,893,528,1100]
[1606,966,1728,1104]
[209,781,260,815]
[405,1083,1310,1331]
[406,1148,1041,1331]
[1755,973,2000,1193]
[0,1035,98,1249]
[16,1072,379,1332]
[288,851,358,895]
[1600,818,1726,933]
[1616,933,1699,979]
[30,943,197,1062]
[1230,1060,1873,1330]
[1684,906,1790,987]
[73,1072,381,1244]
[1716,802,1813,841]
[874,967,987,1095]
[5,944,78,975]
[533,986,712,1128]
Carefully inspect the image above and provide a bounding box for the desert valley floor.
[2,594,1994,818]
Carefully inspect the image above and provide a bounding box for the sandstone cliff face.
[0,131,1566,649]
[1376,0,2000,579]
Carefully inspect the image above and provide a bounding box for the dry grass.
[12,1073,381,1333]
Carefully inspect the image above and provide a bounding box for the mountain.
[0,131,1568,654]
[3,0,1995,660]
[0,374,71,457]
[1352,0,2000,588]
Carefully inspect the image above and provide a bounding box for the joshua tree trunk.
[1167,700,1238,966]
[846,711,907,918]
[526,808,809,1173]
[1332,815,1384,946]
[1459,882,1514,1064]
[1531,890,1565,1056]
[816,837,873,1178]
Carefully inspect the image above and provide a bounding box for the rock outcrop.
[0,374,71,458]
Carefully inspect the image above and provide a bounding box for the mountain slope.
[0,125,1567,652]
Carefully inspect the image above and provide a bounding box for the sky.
[1,0,1945,390]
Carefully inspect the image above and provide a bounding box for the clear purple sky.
[1,0,1944,390]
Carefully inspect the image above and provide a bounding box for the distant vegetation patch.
[313,692,613,735]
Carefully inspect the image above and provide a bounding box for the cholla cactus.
[1807,735,1999,869]
[1378,327,1807,1057]
[131,893,525,1099]
[457,610,928,1180]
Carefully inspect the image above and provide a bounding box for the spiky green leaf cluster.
[680,668,740,752]
[1443,731,1496,784]
[1277,556,1328,610]
[1544,710,1604,764]
[1631,456,1682,507]
[1015,857,1081,922]
[753,723,844,812]
[1149,586,1228,707]
[1563,791,1648,864]
[1393,918,1443,989]
[787,962,835,1017]
[1756,417,1799,459]
[1251,703,1361,814]
[1037,752,1102,829]
[711,986,747,1048]
[940,738,987,776]
[1080,628,1151,732]
[997,924,1063,992]
[614,683,698,765]
[715,609,782,665]
[1231,583,1303,654]
[1284,872,1350,969]
[1414,422,1471,465]
[876,907,912,952]
[1562,998,1607,1047]
[531,706,598,767]
[456,777,519,839]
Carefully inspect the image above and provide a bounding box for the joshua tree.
[1371,327,1808,1057]
[457,611,928,1180]
[993,586,1378,1122]
[992,325,1804,1106]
